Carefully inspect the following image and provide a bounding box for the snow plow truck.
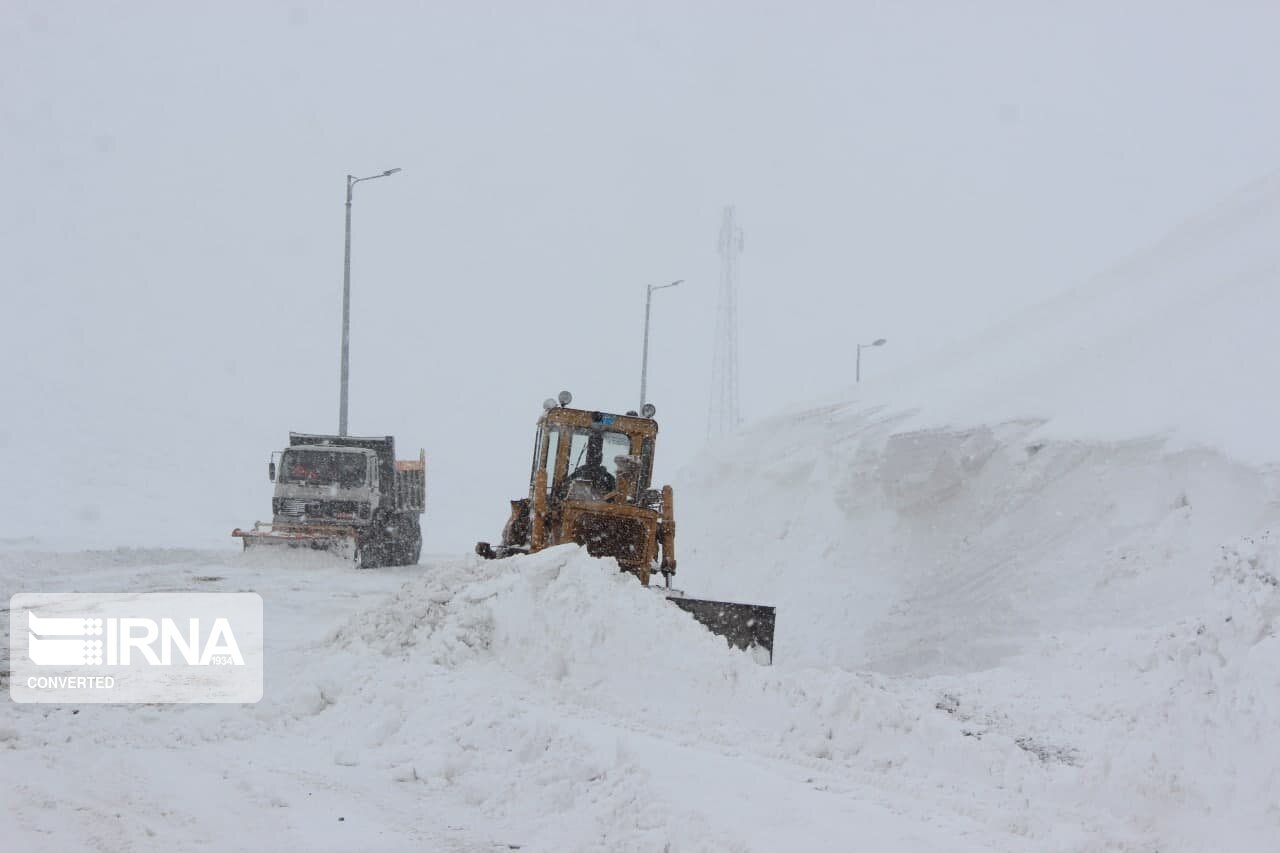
[476,392,776,662]
[233,432,425,568]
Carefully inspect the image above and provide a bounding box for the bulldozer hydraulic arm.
[530,469,548,551]
[659,484,677,573]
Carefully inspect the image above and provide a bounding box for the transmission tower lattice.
[708,205,743,437]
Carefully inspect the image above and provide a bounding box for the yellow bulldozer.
[477,391,776,661]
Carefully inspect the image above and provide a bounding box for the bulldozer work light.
[558,390,573,407]
[543,398,557,411]
[641,403,657,418]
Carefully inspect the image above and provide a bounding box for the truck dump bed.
[394,453,426,512]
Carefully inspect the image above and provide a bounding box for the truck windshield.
[279,450,367,487]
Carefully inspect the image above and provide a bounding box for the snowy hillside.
[838,170,1280,465]
[672,173,1280,847]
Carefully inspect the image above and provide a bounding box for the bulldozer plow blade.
[666,595,776,663]
[232,524,357,561]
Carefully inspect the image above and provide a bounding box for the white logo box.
[10,593,263,704]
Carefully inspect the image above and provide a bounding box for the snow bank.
[243,546,1056,849]
[681,414,1276,671]
[673,416,1280,848]
[328,546,945,762]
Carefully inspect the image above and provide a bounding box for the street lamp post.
[639,279,683,409]
[856,338,887,383]
[339,167,402,436]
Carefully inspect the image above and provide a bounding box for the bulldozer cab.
[530,406,659,508]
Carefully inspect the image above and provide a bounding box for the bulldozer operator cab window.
[278,450,367,488]
[539,428,560,495]
[564,429,630,492]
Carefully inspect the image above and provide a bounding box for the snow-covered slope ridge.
[852,171,1280,464]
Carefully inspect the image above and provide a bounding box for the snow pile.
[672,403,1280,847]
[239,537,1279,849]
[328,546,930,757]
[920,529,1280,850]
[254,545,1048,848]
[681,415,1277,671]
[1094,532,1280,843]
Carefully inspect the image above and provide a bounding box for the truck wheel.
[396,516,422,566]
[362,515,402,569]
[355,538,383,570]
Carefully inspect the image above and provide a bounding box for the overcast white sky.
[3,1,1278,551]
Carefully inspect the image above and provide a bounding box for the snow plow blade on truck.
[475,392,777,662]
[232,522,359,560]
[233,432,425,568]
